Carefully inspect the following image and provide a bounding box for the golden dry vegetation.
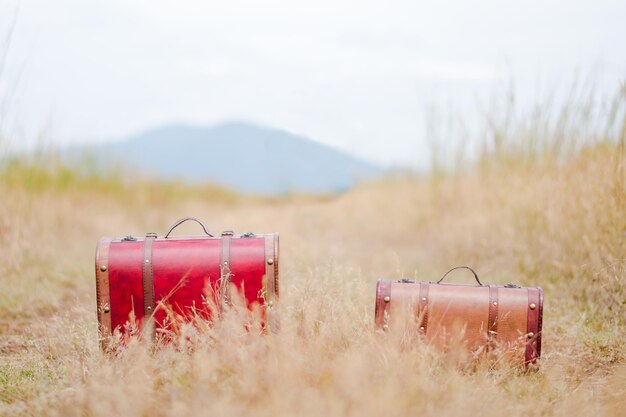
[0,91,625,417]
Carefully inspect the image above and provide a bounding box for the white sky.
[1,0,625,167]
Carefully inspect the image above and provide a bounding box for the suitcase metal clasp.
[241,232,255,238]
[399,278,415,283]
[121,236,137,242]
[504,283,521,288]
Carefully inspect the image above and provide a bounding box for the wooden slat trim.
[525,287,541,365]
[95,238,112,348]
[219,232,233,311]
[487,285,499,348]
[418,282,430,334]
[142,234,156,341]
[264,234,279,332]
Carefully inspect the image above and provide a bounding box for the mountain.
[80,122,383,194]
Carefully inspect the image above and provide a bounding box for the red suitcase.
[374,267,543,366]
[95,217,279,344]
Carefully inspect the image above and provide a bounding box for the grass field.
[0,91,624,416]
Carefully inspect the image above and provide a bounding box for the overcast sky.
[1,0,625,167]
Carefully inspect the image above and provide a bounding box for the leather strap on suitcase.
[142,232,157,340]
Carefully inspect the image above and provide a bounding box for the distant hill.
[74,122,383,194]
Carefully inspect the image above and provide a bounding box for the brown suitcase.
[374,266,543,365]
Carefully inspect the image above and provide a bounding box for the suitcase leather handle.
[164,217,214,238]
[438,266,483,286]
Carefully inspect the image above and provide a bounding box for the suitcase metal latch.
[241,232,255,238]
[399,278,415,283]
[504,283,521,288]
[122,236,137,242]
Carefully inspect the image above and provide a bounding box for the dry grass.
[0,91,625,416]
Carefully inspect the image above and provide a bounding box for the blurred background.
[1,0,625,194]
